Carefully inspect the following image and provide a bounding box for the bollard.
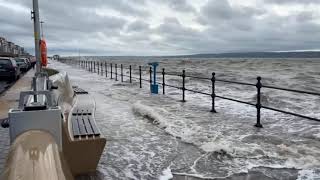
[139,66,142,88]
[211,72,217,113]
[110,63,113,79]
[121,64,123,82]
[182,70,186,102]
[149,67,152,86]
[115,64,118,81]
[162,68,165,94]
[129,65,132,83]
[255,76,263,128]
[104,61,108,77]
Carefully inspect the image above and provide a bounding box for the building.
[0,37,29,57]
[7,41,14,54]
[0,37,9,53]
[0,37,5,53]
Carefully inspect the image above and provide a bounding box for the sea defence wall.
[1,130,73,180]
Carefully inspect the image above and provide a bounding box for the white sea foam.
[297,169,320,180]
[132,101,168,128]
[159,167,173,180]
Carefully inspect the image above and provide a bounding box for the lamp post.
[32,0,41,74]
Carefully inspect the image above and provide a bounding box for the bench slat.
[88,116,100,136]
[83,115,94,136]
[73,87,89,94]
[77,117,87,137]
[72,116,80,138]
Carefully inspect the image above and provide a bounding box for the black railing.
[65,59,320,128]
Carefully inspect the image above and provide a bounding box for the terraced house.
[0,37,28,56]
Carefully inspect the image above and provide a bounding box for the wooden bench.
[62,88,106,176]
[71,108,100,139]
[72,87,89,95]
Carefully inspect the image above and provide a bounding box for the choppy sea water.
[51,58,320,180]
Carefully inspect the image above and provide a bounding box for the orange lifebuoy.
[40,39,47,67]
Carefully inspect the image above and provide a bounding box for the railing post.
[115,64,118,81]
[139,66,142,88]
[149,67,152,87]
[182,70,186,102]
[129,65,132,83]
[255,76,263,128]
[101,62,103,76]
[110,63,113,79]
[98,61,100,75]
[211,72,217,113]
[94,61,96,73]
[121,64,123,82]
[104,61,108,77]
[162,68,165,94]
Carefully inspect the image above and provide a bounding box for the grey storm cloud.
[265,0,320,4]
[164,0,196,13]
[1,0,320,55]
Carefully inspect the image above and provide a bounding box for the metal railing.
[63,59,320,128]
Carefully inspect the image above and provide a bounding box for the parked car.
[15,58,29,72]
[26,59,32,70]
[0,57,21,81]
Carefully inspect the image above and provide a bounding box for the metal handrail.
[68,59,320,127]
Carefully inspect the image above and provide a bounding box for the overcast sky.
[1,0,320,56]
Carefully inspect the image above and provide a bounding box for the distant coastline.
[69,51,320,59]
[159,51,320,59]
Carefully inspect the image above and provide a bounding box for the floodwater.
[50,58,320,180]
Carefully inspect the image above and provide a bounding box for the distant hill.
[163,51,320,58]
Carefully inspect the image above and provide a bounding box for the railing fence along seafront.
[59,59,320,128]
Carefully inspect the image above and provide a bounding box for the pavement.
[0,69,34,173]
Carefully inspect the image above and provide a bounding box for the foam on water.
[159,167,173,180]
[297,169,320,180]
